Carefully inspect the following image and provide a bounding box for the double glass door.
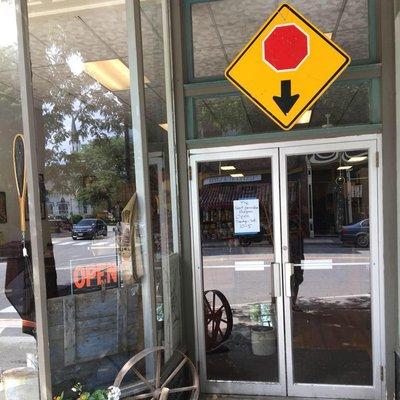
[190,138,381,399]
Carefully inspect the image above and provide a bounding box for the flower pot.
[2,367,39,400]
[251,326,276,356]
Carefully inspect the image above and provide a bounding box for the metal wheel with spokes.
[203,289,233,352]
[112,346,199,400]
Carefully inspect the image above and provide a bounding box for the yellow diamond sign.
[225,3,351,131]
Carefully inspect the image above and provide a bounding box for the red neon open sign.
[72,263,118,293]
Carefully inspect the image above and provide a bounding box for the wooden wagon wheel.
[111,346,199,400]
[203,290,233,352]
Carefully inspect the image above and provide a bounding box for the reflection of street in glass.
[203,239,370,304]
[51,227,118,291]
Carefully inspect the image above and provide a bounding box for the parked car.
[71,218,108,240]
[339,219,369,247]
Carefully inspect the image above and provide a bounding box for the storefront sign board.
[225,3,351,130]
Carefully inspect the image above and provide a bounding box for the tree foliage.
[46,135,131,212]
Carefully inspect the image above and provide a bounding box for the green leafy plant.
[53,383,108,400]
[70,214,83,224]
[249,303,273,326]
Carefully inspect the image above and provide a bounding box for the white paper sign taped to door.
[233,199,260,235]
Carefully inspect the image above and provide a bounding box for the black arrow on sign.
[273,80,299,115]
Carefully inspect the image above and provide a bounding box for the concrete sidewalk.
[200,396,351,400]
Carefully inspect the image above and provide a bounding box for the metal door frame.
[188,134,384,399]
[189,148,287,396]
[280,138,382,399]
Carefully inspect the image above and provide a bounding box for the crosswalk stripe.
[0,319,21,328]
[91,241,113,247]
[55,241,75,246]
[0,306,16,313]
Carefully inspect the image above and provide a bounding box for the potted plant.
[53,383,109,400]
[249,303,277,356]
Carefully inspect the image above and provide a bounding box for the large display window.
[0,0,184,397]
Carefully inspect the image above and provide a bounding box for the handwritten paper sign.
[233,199,260,235]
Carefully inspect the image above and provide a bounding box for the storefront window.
[192,80,372,138]
[0,0,40,397]
[27,1,144,396]
[189,0,374,81]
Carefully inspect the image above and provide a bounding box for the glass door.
[280,140,381,399]
[190,148,286,396]
[190,138,381,399]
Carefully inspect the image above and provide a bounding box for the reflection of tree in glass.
[36,29,133,216]
[196,95,252,137]
[0,86,21,129]
[0,41,22,127]
[46,136,133,213]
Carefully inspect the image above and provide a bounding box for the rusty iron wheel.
[112,346,199,400]
[203,289,233,352]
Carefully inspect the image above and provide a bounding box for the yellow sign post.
[225,3,351,131]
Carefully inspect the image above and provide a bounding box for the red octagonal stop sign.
[263,24,309,71]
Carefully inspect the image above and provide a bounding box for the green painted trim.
[186,96,196,140]
[184,64,382,96]
[187,78,374,101]
[188,62,379,83]
[186,124,382,149]
[191,89,237,100]
[370,78,381,124]
[346,63,382,74]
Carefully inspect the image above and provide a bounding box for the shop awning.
[199,184,271,210]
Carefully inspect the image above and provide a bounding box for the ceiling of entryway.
[191,0,370,78]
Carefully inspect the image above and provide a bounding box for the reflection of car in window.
[71,218,108,240]
[339,218,369,248]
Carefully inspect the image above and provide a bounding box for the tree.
[46,136,131,213]
[76,136,129,211]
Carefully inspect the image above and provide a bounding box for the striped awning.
[199,184,271,210]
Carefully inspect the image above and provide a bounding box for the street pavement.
[0,261,36,372]
[202,238,371,304]
[51,228,118,291]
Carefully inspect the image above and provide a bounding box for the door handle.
[270,262,281,298]
[284,262,294,297]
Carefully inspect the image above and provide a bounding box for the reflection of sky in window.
[0,0,17,48]
[44,99,121,155]
[43,46,125,154]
